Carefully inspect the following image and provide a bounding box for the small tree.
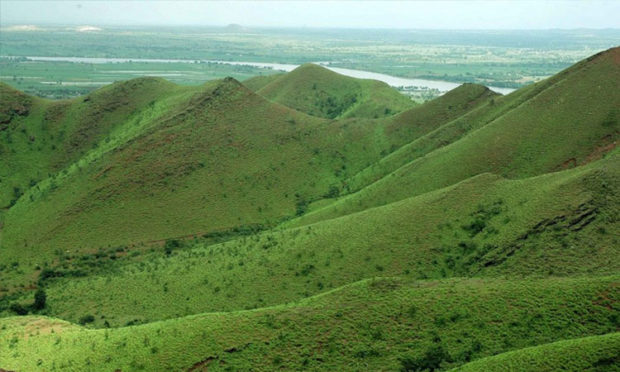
[33,288,47,310]
[79,314,95,325]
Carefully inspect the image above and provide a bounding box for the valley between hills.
[0,47,618,371]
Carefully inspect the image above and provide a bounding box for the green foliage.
[78,314,95,325]
[0,276,617,370]
[164,239,181,256]
[401,345,452,372]
[453,333,620,372]
[9,303,27,316]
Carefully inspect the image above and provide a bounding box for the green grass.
[0,65,488,273]
[5,153,616,327]
[1,275,617,371]
[289,47,619,227]
[242,73,284,92]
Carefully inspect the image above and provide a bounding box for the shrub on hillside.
[9,303,28,315]
[399,345,452,372]
[79,314,95,325]
[164,239,182,255]
[33,288,46,310]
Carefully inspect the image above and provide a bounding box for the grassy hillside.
[291,47,620,227]
[346,83,499,191]
[0,48,618,371]
[256,64,416,119]
[452,333,620,372]
[3,153,615,327]
[0,70,493,278]
[1,275,617,371]
[0,78,188,208]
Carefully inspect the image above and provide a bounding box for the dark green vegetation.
[0,47,619,371]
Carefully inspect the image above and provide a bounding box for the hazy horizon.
[2,1,620,30]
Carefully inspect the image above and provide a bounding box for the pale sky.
[1,1,619,29]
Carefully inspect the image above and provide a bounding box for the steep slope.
[12,154,617,325]
[0,72,498,296]
[0,78,416,267]
[346,83,500,191]
[383,83,498,148]
[1,276,617,371]
[0,78,183,208]
[292,47,620,227]
[256,63,416,119]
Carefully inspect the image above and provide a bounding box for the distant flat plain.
[1,26,618,99]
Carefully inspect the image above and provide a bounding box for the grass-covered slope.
[1,276,617,372]
[0,67,496,272]
[383,83,498,148]
[1,79,425,269]
[0,78,183,209]
[0,48,618,372]
[10,154,616,326]
[256,63,416,119]
[452,333,620,372]
[345,83,499,191]
[292,47,620,227]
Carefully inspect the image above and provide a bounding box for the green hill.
[452,333,620,372]
[0,275,617,371]
[0,48,618,371]
[0,72,492,276]
[0,78,183,208]
[256,63,417,119]
[346,83,499,191]
[290,47,619,227]
[5,152,617,327]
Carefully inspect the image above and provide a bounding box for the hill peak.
[220,76,243,86]
[446,82,495,97]
[288,63,341,77]
[585,45,620,64]
[257,63,415,119]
